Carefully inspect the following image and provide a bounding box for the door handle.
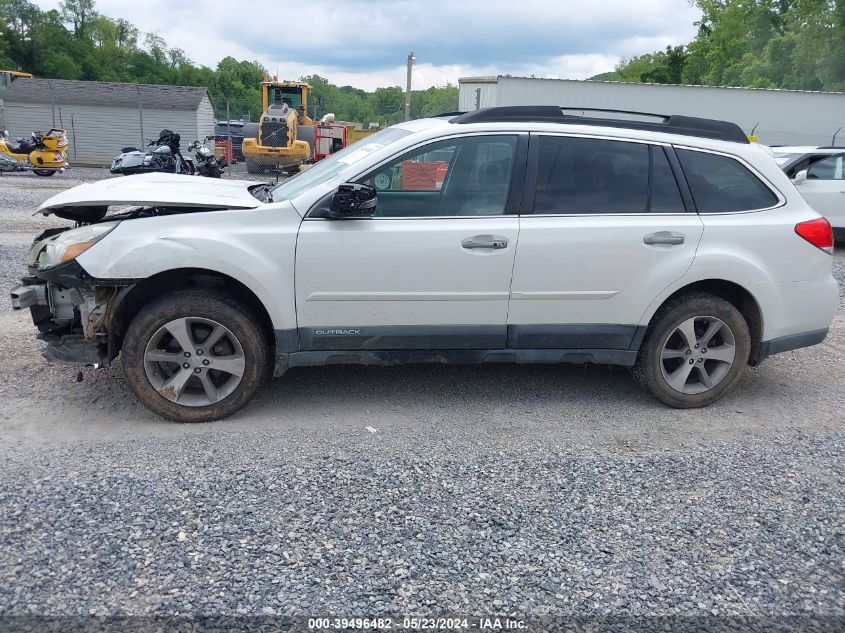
[462,238,508,250]
[643,232,685,246]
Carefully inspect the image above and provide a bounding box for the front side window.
[808,154,845,180]
[676,149,778,213]
[273,126,411,202]
[359,135,517,217]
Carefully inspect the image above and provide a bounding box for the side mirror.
[327,183,378,219]
[792,169,808,184]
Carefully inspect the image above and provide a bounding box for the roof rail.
[450,106,750,144]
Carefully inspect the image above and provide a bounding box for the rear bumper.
[755,275,839,343]
[752,328,829,364]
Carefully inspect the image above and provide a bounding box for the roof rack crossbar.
[449,106,750,144]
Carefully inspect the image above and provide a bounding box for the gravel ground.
[0,168,843,628]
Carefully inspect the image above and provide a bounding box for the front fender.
[76,205,300,331]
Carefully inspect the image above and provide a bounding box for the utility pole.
[404,51,415,121]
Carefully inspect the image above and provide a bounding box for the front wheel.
[633,292,750,408]
[32,168,57,177]
[122,290,269,422]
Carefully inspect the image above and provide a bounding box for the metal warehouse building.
[1,78,214,165]
[459,76,845,146]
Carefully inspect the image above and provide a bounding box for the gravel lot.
[0,168,843,628]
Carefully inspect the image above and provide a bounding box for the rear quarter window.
[676,148,779,213]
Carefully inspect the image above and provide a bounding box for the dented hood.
[37,173,263,220]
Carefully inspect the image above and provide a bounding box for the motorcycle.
[110,131,224,178]
[186,137,224,178]
[110,129,191,176]
[0,128,69,176]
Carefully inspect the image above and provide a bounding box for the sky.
[33,0,701,91]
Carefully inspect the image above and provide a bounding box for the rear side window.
[533,136,649,214]
[651,146,685,213]
[676,149,778,213]
[532,136,686,214]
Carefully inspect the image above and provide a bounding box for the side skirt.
[274,348,637,377]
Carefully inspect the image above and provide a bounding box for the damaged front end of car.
[10,173,270,368]
[10,220,131,366]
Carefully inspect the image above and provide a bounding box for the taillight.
[795,217,834,254]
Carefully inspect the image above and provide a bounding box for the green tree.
[600,0,845,92]
[369,86,404,123]
[0,0,489,126]
[59,0,96,37]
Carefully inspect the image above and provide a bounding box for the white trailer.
[458,76,845,147]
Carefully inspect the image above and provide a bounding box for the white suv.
[10,107,839,422]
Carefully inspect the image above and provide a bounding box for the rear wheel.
[633,292,750,408]
[32,168,57,177]
[122,290,269,422]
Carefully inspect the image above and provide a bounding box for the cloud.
[31,0,700,89]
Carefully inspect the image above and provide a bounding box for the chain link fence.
[211,90,460,179]
[2,82,459,171]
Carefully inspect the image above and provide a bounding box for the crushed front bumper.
[10,267,119,366]
[10,283,46,310]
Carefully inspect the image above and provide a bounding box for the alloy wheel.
[659,316,736,395]
[143,317,246,407]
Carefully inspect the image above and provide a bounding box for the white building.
[458,76,845,146]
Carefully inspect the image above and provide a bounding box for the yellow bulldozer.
[0,69,33,91]
[241,76,315,174]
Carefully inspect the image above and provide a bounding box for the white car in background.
[9,108,840,422]
[772,146,845,241]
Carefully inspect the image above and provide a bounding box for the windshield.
[270,87,303,109]
[773,152,803,166]
[272,127,411,201]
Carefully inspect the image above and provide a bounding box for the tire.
[32,169,57,177]
[122,290,269,422]
[245,157,264,174]
[632,292,751,408]
[242,122,259,141]
[297,124,315,159]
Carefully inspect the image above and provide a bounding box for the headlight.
[34,222,119,270]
